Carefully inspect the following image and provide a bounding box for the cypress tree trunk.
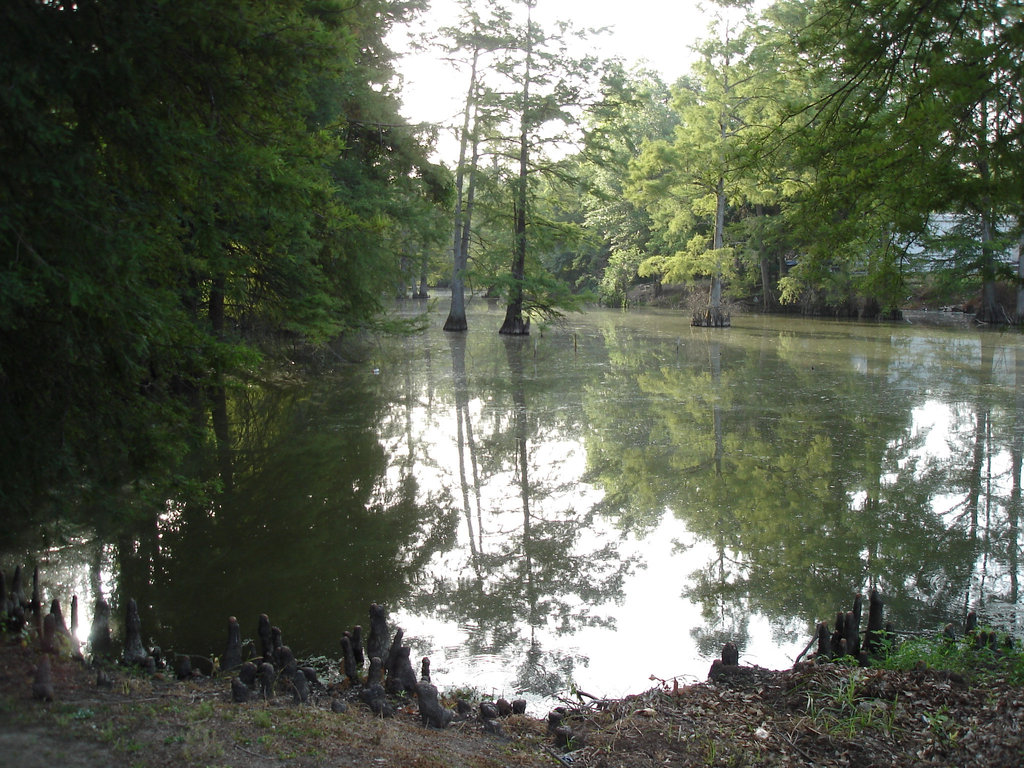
[499,194,529,335]
[499,3,533,337]
[979,207,999,323]
[500,146,531,330]
[415,252,428,299]
[444,43,481,333]
[445,100,482,332]
[446,46,481,331]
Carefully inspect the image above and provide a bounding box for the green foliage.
[0,0,443,519]
[501,0,1024,316]
[548,65,677,299]
[598,248,644,306]
[453,0,604,332]
[488,270,591,324]
[801,667,900,739]
[875,631,1024,686]
[777,0,1024,318]
[624,6,782,309]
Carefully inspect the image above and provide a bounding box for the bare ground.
[2,638,1023,767]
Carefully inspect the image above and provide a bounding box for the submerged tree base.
[691,307,731,327]
[498,308,530,335]
[442,314,468,332]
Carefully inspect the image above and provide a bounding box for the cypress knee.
[366,604,390,668]
[816,622,831,659]
[864,589,884,654]
[90,599,113,660]
[257,614,273,662]
[351,625,364,666]
[416,680,453,728]
[965,610,978,634]
[844,609,859,657]
[721,641,739,666]
[223,616,242,672]
[340,635,359,684]
[830,612,846,658]
[123,598,147,667]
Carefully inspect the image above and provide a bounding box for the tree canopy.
[534,0,1024,321]
[0,0,446,518]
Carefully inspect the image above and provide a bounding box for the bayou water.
[6,301,1023,707]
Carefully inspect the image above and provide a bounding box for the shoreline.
[3,629,1024,767]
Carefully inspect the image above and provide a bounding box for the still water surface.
[10,303,1024,708]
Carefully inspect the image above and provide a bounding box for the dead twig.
[233,743,278,762]
[793,633,817,664]
[541,744,573,766]
[781,729,820,763]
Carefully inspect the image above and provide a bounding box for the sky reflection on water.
[5,305,1024,712]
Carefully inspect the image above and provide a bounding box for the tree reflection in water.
[5,309,1024,700]
[407,334,635,699]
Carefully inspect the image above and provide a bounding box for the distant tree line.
[436,0,1024,324]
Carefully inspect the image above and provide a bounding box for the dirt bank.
[2,637,1023,767]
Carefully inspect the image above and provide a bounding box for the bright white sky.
[389,0,719,159]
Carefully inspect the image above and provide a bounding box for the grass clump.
[873,628,1024,684]
[252,709,273,729]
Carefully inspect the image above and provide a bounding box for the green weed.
[874,628,1024,684]
[704,739,716,765]
[442,684,485,704]
[804,668,899,739]
[54,706,96,728]
[252,709,273,729]
[187,700,217,721]
[922,705,959,745]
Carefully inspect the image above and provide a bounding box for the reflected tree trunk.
[1017,223,1024,323]
[404,336,415,474]
[448,334,481,567]
[689,338,751,655]
[402,336,435,476]
[710,340,724,476]
[965,335,995,609]
[501,335,567,696]
[504,337,536,626]
[966,409,987,539]
[1011,347,1024,624]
